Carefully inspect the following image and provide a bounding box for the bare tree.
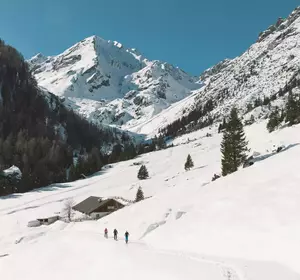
[62,199,75,222]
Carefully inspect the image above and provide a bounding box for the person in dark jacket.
[113,229,118,240]
[124,231,129,244]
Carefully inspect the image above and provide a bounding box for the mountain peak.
[28,52,47,64]
[28,35,201,131]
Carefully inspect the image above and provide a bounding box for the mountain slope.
[0,39,134,195]
[1,121,300,279]
[29,36,201,131]
[130,6,300,137]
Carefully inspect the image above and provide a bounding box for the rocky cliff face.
[29,7,300,137]
[135,7,300,136]
[194,7,300,121]
[28,36,201,132]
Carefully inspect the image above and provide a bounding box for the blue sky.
[0,0,297,74]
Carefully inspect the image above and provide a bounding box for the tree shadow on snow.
[252,143,300,164]
[0,193,22,200]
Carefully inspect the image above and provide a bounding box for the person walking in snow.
[113,228,118,240]
[124,231,129,244]
[104,228,108,238]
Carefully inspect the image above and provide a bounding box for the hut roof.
[73,196,124,215]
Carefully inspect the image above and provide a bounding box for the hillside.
[128,7,300,137]
[28,36,201,131]
[1,121,300,279]
[0,39,134,195]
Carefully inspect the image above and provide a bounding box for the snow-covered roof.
[1,165,22,179]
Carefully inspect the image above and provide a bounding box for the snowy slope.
[1,122,300,279]
[28,36,201,131]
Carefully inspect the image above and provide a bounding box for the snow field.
[0,121,300,279]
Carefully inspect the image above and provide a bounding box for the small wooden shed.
[37,216,60,225]
[28,215,60,227]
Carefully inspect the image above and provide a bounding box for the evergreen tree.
[184,154,194,171]
[119,143,137,161]
[267,107,281,132]
[254,97,263,107]
[221,108,248,176]
[285,91,300,125]
[263,96,271,106]
[246,103,253,112]
[68,164,77,181]
[156,135,166,150]
[218,118,227,133]
[0,39,136,195]
[137,165,149,180]
[135,186,145,202]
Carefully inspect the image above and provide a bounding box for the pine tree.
[221,108,248,176]
[285,91,300,125]
[263,96,271,106]
[184,154,194,171]
[267,107,281,132]
[157,135,166,150]
[135,186,145,202]
[218,118,227,133]
[137,165,149,180]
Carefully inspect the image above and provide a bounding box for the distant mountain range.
[29,6,300,137]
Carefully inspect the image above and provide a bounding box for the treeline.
[267,91,300,132]
[0,39,132,196]
[158,65,300,140]
[159,98,215,138]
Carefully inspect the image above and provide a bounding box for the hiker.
[104,228,108,238]
[125,231,129,244]
[113,229,118,240]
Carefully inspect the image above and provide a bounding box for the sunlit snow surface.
[1,122,300,279]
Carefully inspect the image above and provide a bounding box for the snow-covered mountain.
[29,7,300,138]
[28,36,201,131]
[126,6,300,136]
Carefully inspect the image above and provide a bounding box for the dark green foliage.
[108,144,123,163]
[267,107,281,132]
[137,165,149,180]
[184,154,194,171]
[278,88,284,97]
[246,103,253,112]
[285,91,300,125]
[266,90,300,133]
[136,135,168,156]
[0,168,20,194]
[119,143,137,161]
[155,135,166,150]
[135,186,145,202]
[160,98,215,138]
[218,118,227,133]
[270,93,277,101]
[253,97,263,107]
[0,39,132,196]
[221,108,248,176]
[263,96,271,106]
[68,148,104,181]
